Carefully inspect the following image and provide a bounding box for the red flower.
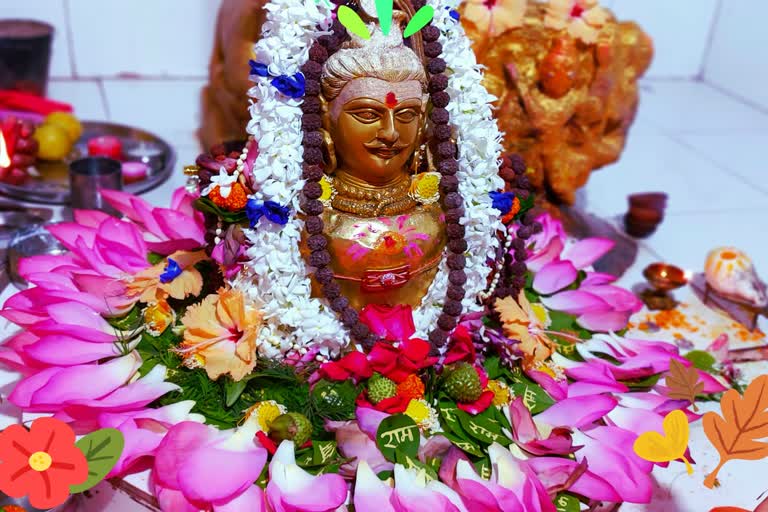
[444,324,476,365]
[318,351,372,382]
[359,304,416,341]
[0,417,88,509]
[356,392,410,414]
[369,338,436,383]
[455,365,494,415]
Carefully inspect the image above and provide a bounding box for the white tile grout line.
[97,79,111,121]
[62,0,78,79]
[666,131,768,197]
[697,0,723,80]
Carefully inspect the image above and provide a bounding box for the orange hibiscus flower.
[125,250,206,303]
[177,288,263,381]
[0,418,88,509]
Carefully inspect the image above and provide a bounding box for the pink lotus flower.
[327,406,394,477]
[266,441,348,512]
[453,443,556,512]
[152,420,268,512]
[503,398,573,455]
[98,401,205,477]
[391,464,468,512]
[527,214,642,332]
[102,188,206,255]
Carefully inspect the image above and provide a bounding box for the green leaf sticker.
[338,6,371,40]
[403,5,435,38]
[375,0,393,36]
[71,428,125,494]
[376,414,419,462]
[442,431,484,457]
[555,492,581,512]
[511,382,554,414]
[457,410,510,446]
[685,350,717,372]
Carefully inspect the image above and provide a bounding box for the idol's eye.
[349,109,381,123]
[396,109,418,123]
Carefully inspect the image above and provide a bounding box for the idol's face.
[328,77,424,184]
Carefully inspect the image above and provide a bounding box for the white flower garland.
[234,0,504,359]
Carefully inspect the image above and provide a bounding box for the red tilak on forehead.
[385,92,397,108]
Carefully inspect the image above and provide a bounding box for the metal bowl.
[643,262,689,292]
[0,120,176,204]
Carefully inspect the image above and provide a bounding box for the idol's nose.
[377,111,399,145]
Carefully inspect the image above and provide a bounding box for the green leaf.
[376,414,420,463]
[554,492,581,512]
[622,373,662,389]
[474,457,492,480]
[146,252,165,265]
[395,449,437,479]
[71,428,125,493]
[442,431,484,457]
[456,410,510,446]
[685,350,717,372]
[511,382,554,414]
[225,378,248,407]
[377,470,394,480]
[484,356,501,380]
[193,197,248,224]
[437,397,462,435]
[312,441,338,466]
[107,304,143,331]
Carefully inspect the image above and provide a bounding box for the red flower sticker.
[0,417,88,509]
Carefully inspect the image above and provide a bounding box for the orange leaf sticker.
[633,409,693,474]
[665,358,705,412]
[703,375,768,489]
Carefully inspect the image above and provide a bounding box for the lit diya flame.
[643,262,689,293]
[0,130,10,168]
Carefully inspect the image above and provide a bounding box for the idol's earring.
[320,128,337,173]
[319,97,337,173]
[409,122,427,174]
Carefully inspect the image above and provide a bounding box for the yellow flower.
[177,287,263,381]
[244,400,287,432]
[404,399,440,433]
[319,175,335,204]
[532,360,566,381]
[487,380,511,407]
[410,172,441,204]
[143,299,176,336]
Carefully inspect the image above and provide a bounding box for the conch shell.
[705,247,768,308]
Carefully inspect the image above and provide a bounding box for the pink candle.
[87,135,123,159]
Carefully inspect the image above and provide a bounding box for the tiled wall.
[4,0,721,81]
[704,0,768,111]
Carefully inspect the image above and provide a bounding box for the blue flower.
[489,191,515,214]
[271,73,306,99]
[159,258,182,284]
[246,199,291,228]
[449,9,460,21]
[249,60,270,77]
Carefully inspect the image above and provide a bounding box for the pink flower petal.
[179,442,266,504]
[214,485,267,512]
[354,461,395,512]
[24,335,121,365]
[73,209,112,228]
[533,260,578,295]
[154,421,214,490]
[562,238,614,269]
[580,285,643,313]
[526,236,564,273]
[581,272,617,286]
[540,290,610,315]
[535,395,617,429]
[576,310,632,332]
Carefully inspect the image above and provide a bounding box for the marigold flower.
[409,172,440,203]
[0,418,88,509]
[208,182,249,211]
[396,374,426,401]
